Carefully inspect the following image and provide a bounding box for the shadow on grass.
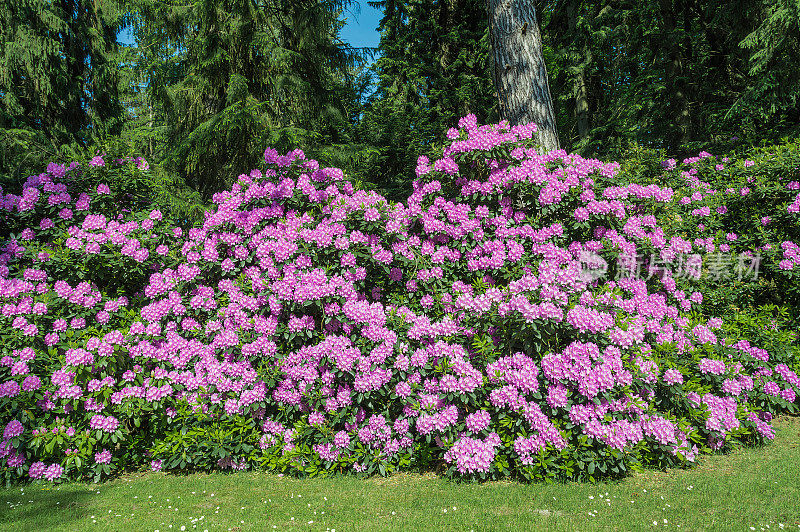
[0,486,94,529]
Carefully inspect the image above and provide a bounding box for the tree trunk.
[148,103,154,158]
[574,57,589,141]
[567,0,590,141]
[487,0,559,151]
[437,0,457,69]
[661,0,692,146]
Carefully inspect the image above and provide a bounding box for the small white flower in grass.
[653,521,658,526]
[181,526,186,531]
[589,496,594,500]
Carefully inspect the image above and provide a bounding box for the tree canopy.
[1,0,798,196]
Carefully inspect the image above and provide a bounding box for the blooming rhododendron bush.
[614,143,800,331]
[1,117,799,485]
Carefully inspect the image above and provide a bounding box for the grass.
[2,416,800,532]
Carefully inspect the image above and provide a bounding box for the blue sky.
[119,4,383,50]
[340,3,382,50]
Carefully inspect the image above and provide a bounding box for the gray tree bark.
[487,0,560,151]
[567,0,590,141]
[661,0,692,146]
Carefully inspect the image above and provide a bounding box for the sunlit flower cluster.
[1,118,799,483]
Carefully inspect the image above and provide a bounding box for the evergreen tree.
[0,0,124,176]
[541,0,798,156]
[735,0,800,134]
[362,0,498,197]
[129,0,365,198]
[0,0,123,143]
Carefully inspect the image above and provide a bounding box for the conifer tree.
[540,0,799,154]
[363,0,497,196]
[0,0,123,176]
[129,0,363,198]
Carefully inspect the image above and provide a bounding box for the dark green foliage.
[541,0,800,157]
[127,0,368,199]
[148,409,261,473]
[735,0,800,133]
[610,139,800,371]
[358,0,800,197]
[360,0,499,199]
[0,0,124,148]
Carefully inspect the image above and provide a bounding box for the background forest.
[2,0,799,208]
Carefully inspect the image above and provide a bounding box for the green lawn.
[2,416,800,532]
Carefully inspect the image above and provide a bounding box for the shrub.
[615,141,800,323]
[1,117,799,485]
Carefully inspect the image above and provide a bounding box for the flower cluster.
[1,118,798,484]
